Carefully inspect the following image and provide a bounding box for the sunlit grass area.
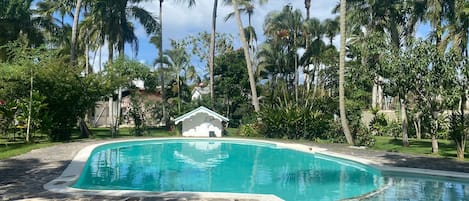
[0,142,58,160]
[0,127,176,160]
[372,136,469,160]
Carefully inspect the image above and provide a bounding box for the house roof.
[174,106,229,124]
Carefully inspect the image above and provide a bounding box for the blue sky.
[39,0,431,73]
[96,0,341,72]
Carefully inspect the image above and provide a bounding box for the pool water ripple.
[73,139,383,201]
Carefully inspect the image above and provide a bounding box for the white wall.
[181,112,223,137]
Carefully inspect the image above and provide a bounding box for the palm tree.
[160,41,190,113]
[264,5,303,103]
[323,17,339,46]
[231,0,264,113]
[304,0,311,19]
[85,0,158,134]
[208,0,219,106]
[155,0,194,124]
[0,0,46,61]
[70,0,83,66]
[301,17,325,95]
[339,0,353,145]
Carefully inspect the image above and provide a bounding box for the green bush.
[353,125,376,147]
[259,98,337,141]
[239,124,260,137]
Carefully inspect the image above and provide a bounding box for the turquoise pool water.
[365,173,469,201]
[73,139,383,200]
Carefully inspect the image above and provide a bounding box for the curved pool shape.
[73,139,384,201]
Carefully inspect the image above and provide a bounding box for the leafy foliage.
[259,97,341,142]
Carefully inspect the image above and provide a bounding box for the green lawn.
[372,136,469,160]
[0,127,176,160]
[0,142,58,160]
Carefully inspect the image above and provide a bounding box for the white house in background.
[174,106,229,137]
[191,83,210,101]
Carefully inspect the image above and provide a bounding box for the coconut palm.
[230,0,266,113]
[208,0,218,106]
[339,0,353,145]
[155,0,195,124]
[159,41,190,113]
[264,5,303,102]
[0,0,47,61]
[323,17,339,46]
[304,0,311,19]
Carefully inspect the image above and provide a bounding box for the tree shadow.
[380,153,469,173]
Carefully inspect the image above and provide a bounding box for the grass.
[372,136,469,160]
[0,127,176,160]
[82,127,177,140]
[0,142,58,160]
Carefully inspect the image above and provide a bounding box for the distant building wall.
[362,110,398,126]
[181,112,223,137]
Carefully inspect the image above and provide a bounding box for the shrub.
[239,124,260,137]
[259,98,336,141]
[352,125,376,147]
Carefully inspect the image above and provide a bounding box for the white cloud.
[97,1,340,69]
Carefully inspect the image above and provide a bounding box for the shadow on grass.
[380,138,468,158]
[380,152,469,173]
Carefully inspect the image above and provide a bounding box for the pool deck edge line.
[43,137,469,200]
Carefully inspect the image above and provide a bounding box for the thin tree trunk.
[71,0,83,66]
[159,0,167,125]
[339,0,353,145]
[99,46,102,71]
[400,99,409,147]
[85,38,90,75]
[177,67,181,113]
[294,54,299,103]
[413,112,422,140]
[456,88,467,159]
[431,134,439,154]
[456,140,465,160]
[115,87,122,134]
[108,43,114,63]
[26,67,33,143]
[377,79,383,109]
[109,96,115,137]
[372,79,378,109]
[209,0,218,107]
[233,0,260,113]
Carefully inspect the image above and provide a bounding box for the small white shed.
[174,106,229,137]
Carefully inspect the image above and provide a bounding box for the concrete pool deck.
[1,137,469,200]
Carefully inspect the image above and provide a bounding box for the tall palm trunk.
[305,0,311,19]
[339,0,353,145]
[233,0,260,113]
[209,0,218,107]
[159,0,167,125]
[71,0,83,66]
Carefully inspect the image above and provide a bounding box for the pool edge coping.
[43,137,469,200]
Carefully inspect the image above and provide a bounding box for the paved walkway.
[0,138,468,201]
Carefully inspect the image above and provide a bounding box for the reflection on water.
[74,140,383,200]
[174,141,229,169]
[365,176,469,201]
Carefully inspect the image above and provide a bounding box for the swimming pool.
[72,139,384,200]
[46,138,469,201]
